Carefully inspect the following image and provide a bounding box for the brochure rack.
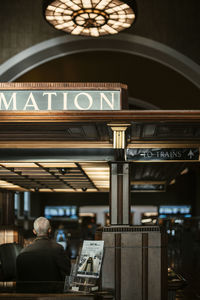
[64,240,104,293]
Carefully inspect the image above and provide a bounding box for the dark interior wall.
[17,52,200,109]
[30,193,41,218]
[132,171,195,207]
[0,0,200,64]
[194,168,200,216]
[0,0,58,64]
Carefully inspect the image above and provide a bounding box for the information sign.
[131,183,166,192]
[127,148,199,161]
[0,90,120,111]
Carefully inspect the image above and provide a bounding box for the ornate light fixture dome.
[43,0,137,37]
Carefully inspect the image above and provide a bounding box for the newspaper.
[77,240,104,278]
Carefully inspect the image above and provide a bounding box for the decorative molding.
[0,34,199,89]
[108,123,131,149]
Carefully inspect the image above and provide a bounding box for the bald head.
[33,217,51,236]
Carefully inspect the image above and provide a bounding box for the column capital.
[107,123,131,149]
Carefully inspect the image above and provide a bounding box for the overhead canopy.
[0,82,199,192]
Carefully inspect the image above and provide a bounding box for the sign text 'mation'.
[127,148,199,161]
[0,90,121,111]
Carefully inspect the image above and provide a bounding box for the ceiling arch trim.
[0,34,200,89]
[128,97,160,110]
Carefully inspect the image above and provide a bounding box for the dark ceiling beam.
[0,148,115,161]
[75,163,99,191]
[35,163,75,190]
[0,164,49,190]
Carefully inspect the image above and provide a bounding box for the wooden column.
[1,191,15,226]
[0,190,20,245]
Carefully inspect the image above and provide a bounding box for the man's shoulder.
[20,243,35,254]
[20,238,61,252]
[49,239,65,251]
[48,239,61,246]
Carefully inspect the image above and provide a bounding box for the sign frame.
[131,181,166,192]
[126,147,200,162]
[0,82,128,112]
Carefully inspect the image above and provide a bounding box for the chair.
[0,243,22,281]
[16,251,63,282]
[16,250,66,293]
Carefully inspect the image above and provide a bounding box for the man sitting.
[16,217,71,282]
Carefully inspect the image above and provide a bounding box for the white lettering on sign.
[0,92,17,110]
[63,92,68,110]
[140,152,153,158]
[188,150,194,159]
[100,93,115,110]
[0,90,121,111]
[74,93,93,110]
[141,150,182,159]
[43,92,57,110]
[23,93,39,111]
[158,151,182,159]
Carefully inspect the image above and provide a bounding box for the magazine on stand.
[64,240,104,293]
[77,240,104,278]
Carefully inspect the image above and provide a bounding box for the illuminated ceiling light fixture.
[169,179,176,185]
[43,0,137,37]
[180,168,188,175]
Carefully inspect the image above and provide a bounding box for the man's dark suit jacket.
[16,236,71,281]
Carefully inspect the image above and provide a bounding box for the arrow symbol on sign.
[188,149,194,159]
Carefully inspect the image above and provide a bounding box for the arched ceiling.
[17,51,200,110]
[0,0,200,197]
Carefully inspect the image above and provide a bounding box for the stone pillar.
[101,123,168,300]
[110,162,130,225]
[108,123,131,225]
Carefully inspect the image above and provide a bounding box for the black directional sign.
[127,148,199,161]
[131,183,166,192]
